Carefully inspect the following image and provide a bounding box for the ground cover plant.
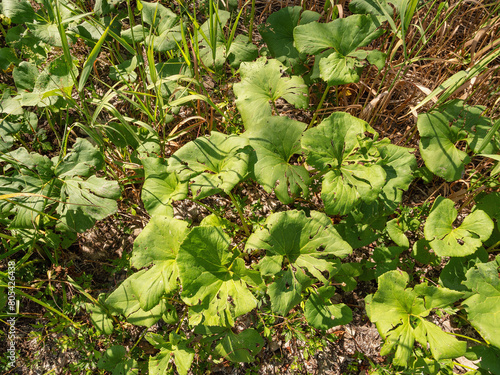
[0,0,499,374]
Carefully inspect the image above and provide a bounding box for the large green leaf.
[259,6,320,72]
[146,332,195,375]
[293,14,384,85]
[233,58,309,129]
[245,116,310,204]
[462,257,500,348]
[246,210,351,314]
[129,216,190,310]
[304,286,352,330]
[213,328,265,363]
[122,1,184,53]
[2,0,36,24]
[375,140,416,211]
[105,271,173,327]
[366,270,465,367]
[418,100,499,182]
[1,139,119,232]
[424,197,493,257]
[302,112,386,215]
[177,226,260,326]
[141,157,187,216]
[167,132,250,199]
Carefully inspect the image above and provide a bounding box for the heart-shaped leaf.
[177,226,260,326]
[259,6,320,72]
[141,157,187,216]
[129,216,190,310]
[418,100,499,181]
[366,270,465,367]
[302,112,386,215]
[167,131,251,199]
[245,116,310,204]
[304,286,352,330]
[462,257,500,348]
[294,14,384,85]
[424,197,493,257]
[246,210,351,314]
[233,58,308,129]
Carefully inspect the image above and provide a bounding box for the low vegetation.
[0,0,499,374]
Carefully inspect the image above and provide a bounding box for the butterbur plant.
[2,1,500,374]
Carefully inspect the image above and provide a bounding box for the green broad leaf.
[131,214,190,266]
[267,267,311,315]
[370,246,406,277]
[177,226,259,326]
[57,175,120,233]
[245,116,310,204]
[109,57,138,83]
[294,15,384,85]
[366,270,466,367]
[139,1,184,52]
[147,333,195,375]
[26,56,78,107]
[418,100,499,181]
[141,157,187,216]
[475,192,500,231]
[97,345,139,375]
[375,140,416,210]
[467,345,500,374]
[414,320,467,361]
[13,62,38,92]
[0,48,20,72]
[86,294,114,335]
[319,52,362,85]
[386,218,410,248]
[233,58,309,129]
[424,197,493,257]
[214,328,265,363]
[105,271,170,327]
[167,132,250,199]
[246,210,351,314]
[54,138,104,178]
[294,14,383,56]
[462,257,500,348]
[198,10,231,69]
[2,0,36,24]
[227,34,259,69]
[28,23,63,47]
[349,0,394,17]
[259,6,320,71]
[439,249,488,292]
[302,112,386,215]
[304,286,352,330]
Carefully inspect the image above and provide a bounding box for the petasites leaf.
[177,226,260,326]
[366,270,465,367]
[304,286,352,330]
[167,132,251,199]
[245,116,310,204]
[105,271,172,327]
[302,112,386,215]
[2,0,36,24]
[130,216,190,310]
[233,58,308,129]
[246,210,352,314]
[424,197,493,257]
[294,14,384,85]
[259,6,320,72]
[146,332,195,375]
[141,157,187,216]
[462,257,500,348]
[418,100,499,182]
[214,328,265,363]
